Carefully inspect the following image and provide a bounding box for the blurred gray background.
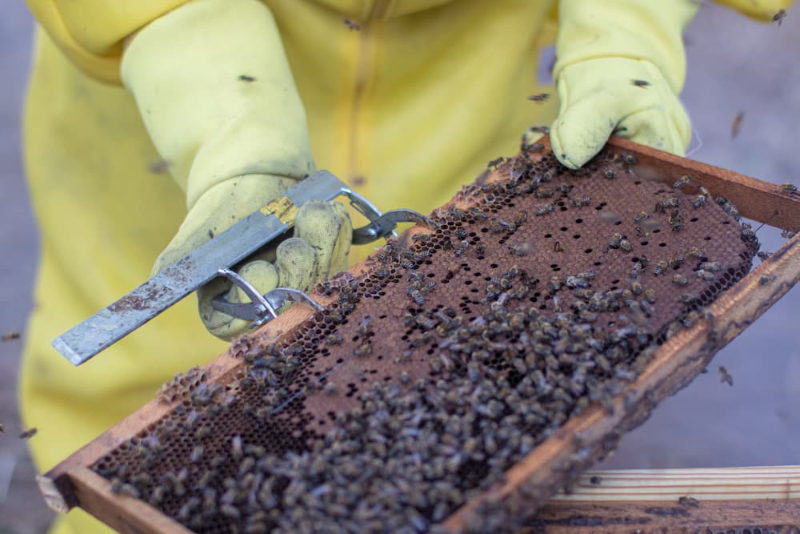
[0,3,797,533]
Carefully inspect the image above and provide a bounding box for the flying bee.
[673,175,691,189]
[773,9,787,25]
[527,92,550,102]
[631,79,650,88]
[529,125,550,134]
[718,366,733,386]
[344,18,360,30]
[19,428,37,440]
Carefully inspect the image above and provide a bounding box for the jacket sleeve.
[25,0,188,84]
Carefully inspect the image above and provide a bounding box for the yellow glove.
[551,0,699,169]
[712,0,792,21]
[123,0,351,339]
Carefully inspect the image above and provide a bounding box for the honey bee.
[699,261,722,272]
[19,428,37,440]
[673,175,691,189]
[527,93,550,102]
[572,195,591,207]
[535,202,555,216]
[672,274,688,286]
[779,182,797,193]
[488,157,505,169]
[731,111,745,139]
[358,315,372,335]
[678,496,700,507]
[344,18,361,31]
[692,194,706,208]
[718,366,733,386]
[509,243,534,257]
[1,332,20,342]
[686,246,705,259]
[655,197,680,213]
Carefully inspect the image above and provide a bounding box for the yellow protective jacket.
[19,1,789,533]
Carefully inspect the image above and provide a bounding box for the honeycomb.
[92,149,757,534]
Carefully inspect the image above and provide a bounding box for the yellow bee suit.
[21,1,560,531]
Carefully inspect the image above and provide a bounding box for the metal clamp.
[339,189,439,244]
[212,269,323,328]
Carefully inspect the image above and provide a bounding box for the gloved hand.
[153,180,352,339]
[123,0,351,339]
[549,0,700,169]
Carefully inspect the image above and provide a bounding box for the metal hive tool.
[84,146,759,534]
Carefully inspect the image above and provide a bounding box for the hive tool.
[52,171,436,366]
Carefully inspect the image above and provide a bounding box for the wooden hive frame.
[37,138,800,534]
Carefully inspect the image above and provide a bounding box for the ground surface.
[0,4,798,533]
